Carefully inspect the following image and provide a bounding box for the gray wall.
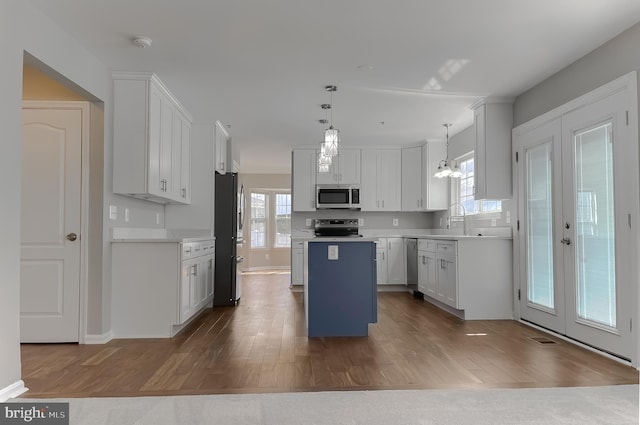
[514,21,640,127]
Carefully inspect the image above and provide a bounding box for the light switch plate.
[306,218,312,227]
[392,218,399,227]
[491,218,497,226]
[506,211,511,224]
[328,245,339,260]
[109,205,117,220]
[124,208,130,222]
[358,218,364,226]
[156,213,161,225]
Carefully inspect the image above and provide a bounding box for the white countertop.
[111,227,214,242]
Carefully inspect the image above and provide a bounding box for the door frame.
[22,100,90,344]
[512,71,639,367]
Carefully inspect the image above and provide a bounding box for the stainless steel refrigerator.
[214,172,241,306]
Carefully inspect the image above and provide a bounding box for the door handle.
[561,237,571,245]
[66,233,77,242]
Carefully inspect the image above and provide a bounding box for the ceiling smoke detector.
[132,36,152,48]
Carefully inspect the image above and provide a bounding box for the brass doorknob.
[66,233,77,242]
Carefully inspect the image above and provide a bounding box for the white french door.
[516,81,637,361]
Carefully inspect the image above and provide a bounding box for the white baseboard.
[0,380,28,402]
[84,331,113,344]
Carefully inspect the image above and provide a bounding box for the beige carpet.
[13,385,640,425]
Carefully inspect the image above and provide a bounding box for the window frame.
[249,189,292,249]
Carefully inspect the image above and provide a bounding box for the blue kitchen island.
[304,239,377,337]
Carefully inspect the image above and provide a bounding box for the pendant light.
[434,123,461,178]
[317,119,332,173]
[323,85,339,156]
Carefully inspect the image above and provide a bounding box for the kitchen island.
[304,238,377,337]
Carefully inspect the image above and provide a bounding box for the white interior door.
[21,107,82,342]
[516,86,636,360]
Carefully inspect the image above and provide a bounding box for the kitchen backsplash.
[292,211,433,231]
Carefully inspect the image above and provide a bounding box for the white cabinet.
[292,149,317,212]
[179,240,216,323]
[375,239,388,285]
[386,237,406,285]
[215,120,230,174]
[417,239,437,297]
[417,237,513,319]
[291,239,305,285]
[435,241,458,308]
[401,143,448,211]
[113,72,192,204]
[361,149,401,211]
[316,149,361,184]
[111,238,215,338]
[472,102,513,200]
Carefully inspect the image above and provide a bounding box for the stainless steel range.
[314,219,361,238]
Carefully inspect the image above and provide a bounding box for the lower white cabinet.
[417,237,513,319]
[112,238,215,338]
[291,239,305,285]
[417,239,437,297]
[386,237,406,285]
[376,240,388,285]
[435,241,457,308]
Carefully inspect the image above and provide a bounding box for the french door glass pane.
[573,123,616,327]
[526,144,554,309]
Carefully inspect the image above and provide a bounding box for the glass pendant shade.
[324,126,339,156]
[318,141,332,173]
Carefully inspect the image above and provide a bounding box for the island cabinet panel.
[304,240,377,337]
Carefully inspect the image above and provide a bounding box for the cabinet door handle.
[182,188,187,198]
[381,252,385,260]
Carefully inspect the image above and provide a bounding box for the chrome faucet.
[448,202,467,235]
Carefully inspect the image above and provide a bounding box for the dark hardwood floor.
[20,271,638,398]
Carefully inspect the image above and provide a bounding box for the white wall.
[0,0,26,397]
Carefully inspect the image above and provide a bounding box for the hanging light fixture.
[323,85,340,156]
[317,119,332,173]
[434,123,461,179]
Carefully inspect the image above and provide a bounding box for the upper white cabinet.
[472,102,513,200]
[215,121,230,174]
[292,148,317,212]
[316,149,361,185]
[361,149,401,211]
[401,142,447,211]
[113,72,192,204]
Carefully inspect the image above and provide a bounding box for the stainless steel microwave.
[316,184,361,209]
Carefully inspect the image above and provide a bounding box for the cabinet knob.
[66,233,77,242]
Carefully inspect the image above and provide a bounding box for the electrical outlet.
[124,208,130,222]
[305,218,312,227]
[109,205,117,220]
[358,218,364,226]
[392,218,399,227]
[506,211,511,224]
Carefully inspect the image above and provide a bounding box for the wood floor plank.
[19,271,639,398]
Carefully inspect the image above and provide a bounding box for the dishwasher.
[405,238,418,288]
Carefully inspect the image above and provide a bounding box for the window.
[250,192,267,248]
[250,190,291,248]
[453,153,501,215]
[274,193,291,247]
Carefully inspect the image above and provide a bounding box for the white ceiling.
[27,0,640,174]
